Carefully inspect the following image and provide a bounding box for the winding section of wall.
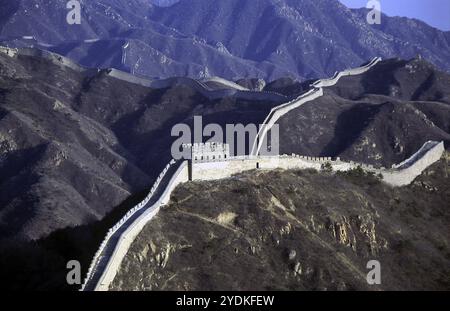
[0,46,288,103]
[311,57,382,88]
[250,88,324,156]
[200,76,250,91]
[382,141,445,186]
[251,57,382,156]
[107,69,288,102]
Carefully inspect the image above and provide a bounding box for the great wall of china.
[78,56,445,291]
[1,47,443,291]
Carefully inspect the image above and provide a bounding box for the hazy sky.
[339,0,450,31]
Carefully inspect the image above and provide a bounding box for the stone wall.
[192,157,259,181]
[107,71,287,102]
[188,142,230,162]
[83,140,444,290]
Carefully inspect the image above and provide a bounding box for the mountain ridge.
[1,0,450,81]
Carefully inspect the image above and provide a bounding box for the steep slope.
[1,0,450,80]
[278,58,450,167]
[111,154,450,291]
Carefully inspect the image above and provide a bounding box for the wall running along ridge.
[200,76,250,91]
[108,70,288,102]
[251,57,383,156]
[192,141,445,187]
[311,57,382,88]
[250,88,324,156]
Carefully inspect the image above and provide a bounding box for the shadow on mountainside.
[320,103,384,158]
[0,188,148,291]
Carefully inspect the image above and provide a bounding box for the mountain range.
[1,0,450,81]
[0,0,450,291]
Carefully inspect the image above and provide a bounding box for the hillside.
[111,153,450,291]
[1,0,450,80]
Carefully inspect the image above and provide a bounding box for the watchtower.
[183,142,230,162]
[182,142,230,181]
